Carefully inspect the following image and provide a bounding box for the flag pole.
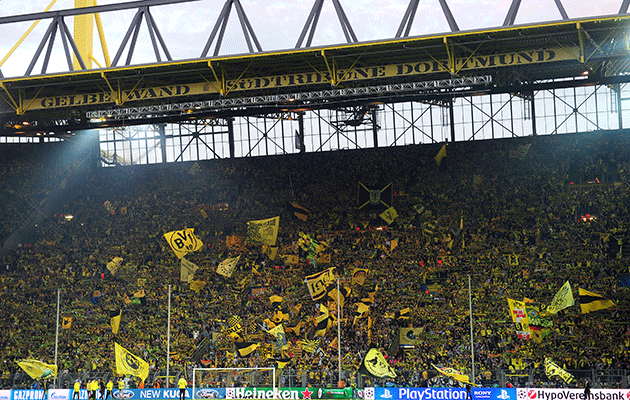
[166,284,172,387]
[54,288,60,389]
[337,278,342,387]
[468,275,475,385]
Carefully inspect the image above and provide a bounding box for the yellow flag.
[434,144,447,166]
[304,267,336,300]
[216,256,240,278]
[263,245,279,261]
[106,257,123,275]
[190,280,206,293]
[246,216,280,246]
[164,228,204,259]
[180,258,199,283]
[110,310,122,335]
[547,281,574,314]
[432,363,475,385]
[379,206,399,225]
[267,324,288,350]
[17,359,57,380]
[114,342,149,382]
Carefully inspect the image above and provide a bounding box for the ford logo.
[114,390,134,399]
[197,389,220,399]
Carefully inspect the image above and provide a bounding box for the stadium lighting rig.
[86,75,493,122]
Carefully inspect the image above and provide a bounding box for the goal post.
[192,367,276,399]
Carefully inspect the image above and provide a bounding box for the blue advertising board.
[366,388,517,400]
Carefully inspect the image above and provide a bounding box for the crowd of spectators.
[0,129,629,390]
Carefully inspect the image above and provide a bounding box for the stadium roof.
[2,13,630,135]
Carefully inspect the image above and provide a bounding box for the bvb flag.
[358,344,397,379]
[62,317,72,330]
[180,258,199,283]
[114,342,149,382]
[579,287,615,313]
[545,358,576,385]
[432,364,475,386]
[164,228,203,259]
[216,256,240,278]
[304,267,336,300]
[17,359,57,380]
[246,216,280,246]
[547,281,574,314]
[434,144,447,166]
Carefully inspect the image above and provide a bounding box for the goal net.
[192,367,276,399]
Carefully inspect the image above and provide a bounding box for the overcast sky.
[0,0,625,77]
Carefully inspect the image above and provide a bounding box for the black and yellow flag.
[358,182,393,210]
[114,342,149,382]
[110,310,122,335]
[164,228,203,259]
[314,304,330,337]
[351,268,368,286]
[267,324,288,350]
[544,358,576,385]
[285,321,304,336]
[236,341,261,357]
[304,267,336,300]
[62,317,72,330]
[267,356,292,369]
[17,359,57,380]
[269,295,283,309]
[353,302,370,325]
[358,344,397,379]
[327,285,350,310]
[289,202,311,222]
[246,216,280,246]
[432,364,474,385]
[579,287,615,313]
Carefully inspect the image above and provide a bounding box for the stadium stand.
[0,129,629,390]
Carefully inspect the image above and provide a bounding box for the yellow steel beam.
[74,0,96,70]
[94,11,111,68]
[100,71,120,105]
[207,61,225,95]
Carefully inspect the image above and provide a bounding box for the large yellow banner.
[246,216,279,246]
[25,47,578,111]
[114,342,149,382]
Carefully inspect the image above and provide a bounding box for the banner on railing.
[5,388,630,400]
[364,388,517,400]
